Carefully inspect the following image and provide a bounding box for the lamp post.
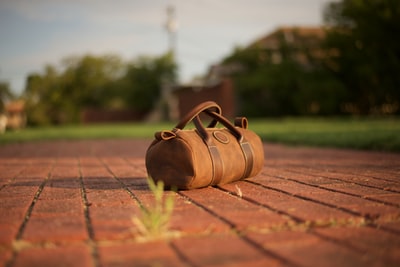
[160,4,178,121]
[165,5,177,56]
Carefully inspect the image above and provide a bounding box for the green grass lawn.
[1,117,399,152]
[0,122,174,144]
[249,117,400,152]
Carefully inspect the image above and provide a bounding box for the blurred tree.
[120,52,177,113]
[25,54,126,125]
[223,28,346,117]
[24,66,61,125]
[0,81,14,112]
[60,54,124,122]
[323,0,400,114]
[23,53,176,125]
[61,54,124,108]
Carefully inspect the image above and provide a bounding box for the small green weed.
[132,178,176,240]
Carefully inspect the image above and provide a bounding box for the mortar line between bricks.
[310,227,383,255]
[177,190,300,267]
[169,242,199,267]
[5,161,56,267]
[216,184,398,261]
[215,184,366,256]
[102,160,204,267]
[14,179,47,239]
[269,171,400,208]
[281,163,400,179]
[78,159,100,267]
[245,180,366,218]
[122,157,149,179]
[116,154,400,238]
[367,219,400,235]
[15,160,57,240]
[177,191,236,228]
[99,159,144,208]
[239,234,303,267]
[280,169,400,193]
[311,217,400,257]
[310,166,400,184]
[217,183,380,234]
[214,186,304,223]
[102,160,260,267]
[0,166,27,191]
[282,167,400,190]
[246,179,400,235]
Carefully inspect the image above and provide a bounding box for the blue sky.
[0,0,332,95]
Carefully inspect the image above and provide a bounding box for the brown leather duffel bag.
[145,101,264,189]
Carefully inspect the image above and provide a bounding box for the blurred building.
[4,100,26,130]
[165,26,326,119]
[174,78,235,119]
[253,26,325,66]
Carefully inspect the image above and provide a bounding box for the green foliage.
[120,52,177,113]
[132,178,176,240]
[0,81,14,112]
[61,54,124,108]
[226,36,345,117]
[24,55,124,125]
[323,0,400,114]
[23,53,177,125]
[223,0,399,117]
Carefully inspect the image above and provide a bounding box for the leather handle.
[204,110,243,142]
[174,101,221,130]
[194,110,243,142]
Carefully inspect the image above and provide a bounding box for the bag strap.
[193,116,223,185]
[195,110,255,182]
[174,101,221,130]
[155,101,222,142]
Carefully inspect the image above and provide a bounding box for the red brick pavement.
[0,139,399,267]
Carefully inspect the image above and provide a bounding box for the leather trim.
[240,141,254,179]
[155,130,176,141]
[234,117,248,129]
[213,131,230,144]
[193,116,224,185]
[207,144,224,185]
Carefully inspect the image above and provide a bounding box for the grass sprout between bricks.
[132,178,177,240]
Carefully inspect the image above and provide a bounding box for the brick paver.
[0,139,399,267]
